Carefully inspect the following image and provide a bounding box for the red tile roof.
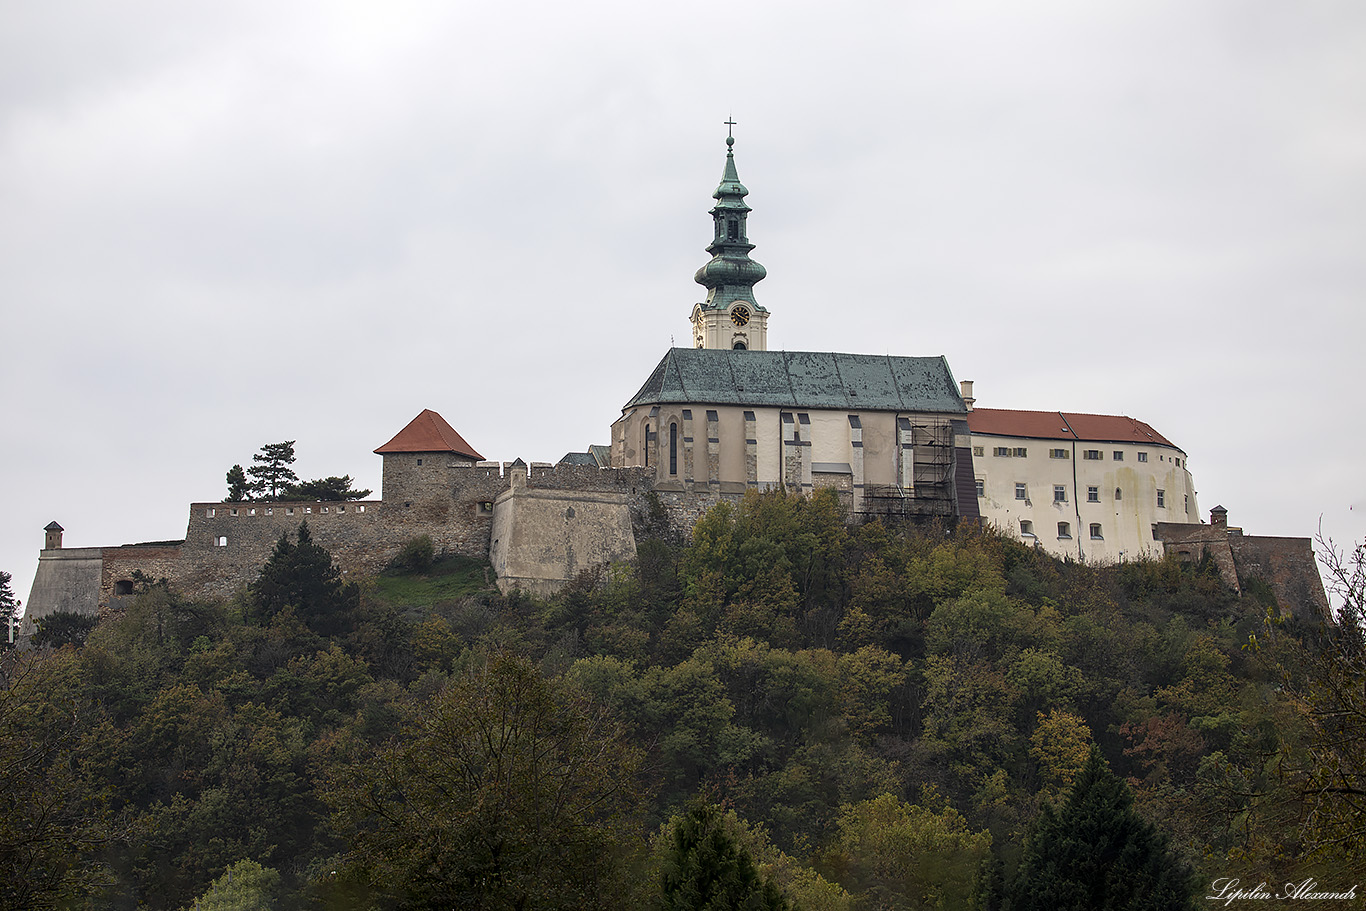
[967,407,1179,449]
[374,409,484,459]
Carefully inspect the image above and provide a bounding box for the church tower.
[691,123,769,350]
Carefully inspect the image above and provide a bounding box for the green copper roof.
[694,130,767,312]
[624,348,968,413]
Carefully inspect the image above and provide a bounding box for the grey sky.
[4,1,1364,608]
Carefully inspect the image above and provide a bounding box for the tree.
[1014,746,1195,911]
[1263,534,1366,874]
[247,441,298,501]
[249,522,359,636]
[280,474,371,501]
[0,570,18,649]
[184,859,280,911]
[33,610,100,649]
[826,792,990,911]
[658,801,791,911]
[225,464,251,502]
[0,649,115,908]
[325,651,643,910]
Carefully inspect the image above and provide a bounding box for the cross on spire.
[725,116,737,146]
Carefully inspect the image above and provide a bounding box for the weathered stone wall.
[1155,522,1330,624]
[1230,535,1331,623]
[21,548,105,636]
[490,486,637,596]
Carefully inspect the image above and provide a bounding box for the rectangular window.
[286,507,295,516]
[1020,520,1035,537]
[248,507,256,516]
[1090,523,1103,540]
[1087,486,1099,502]
[1054,485,1067,503]
[1184,494,1189,512]
[1137,452,1148,462]
[994,446,1012,457]
[206,508,216,517]
[1152,524,1159,540]
[975,478,985,497]
[1157,489,1166,508]
[357,505,366,513]
[1049,448,1069,459]
[230,508,238,517]
[1083,450,1102,460]
[305,507,313,514]
[1057,522,1071,539]
[1013,447,1028,458]
[337,505,345,513]
[265,507,273,516]
[669,422,678,475]
[321,506,329,514]
[215,536,228,547]
[972,446,984,457]
[1115,488,1122,500]
[1113,451,1124,461]
[1015,483,1027,500]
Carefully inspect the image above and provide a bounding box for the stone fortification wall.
[490,486,638,596]
[21,548,105,636]
[1229,535,1331,624]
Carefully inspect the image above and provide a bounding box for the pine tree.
[1014,746,1195,911]
[249,522,359,636]
[225,464,251,502]
[659,802,791,911]
[247,441,299,500]
[0,571,18,649]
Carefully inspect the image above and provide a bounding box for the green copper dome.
[694,133,767,312]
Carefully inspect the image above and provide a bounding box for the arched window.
[1115,487,1122,500]
[669,423,678,475]
[114,580,134,596]
[643,424,650,467]
[733,340,747,350]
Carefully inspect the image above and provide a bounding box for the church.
[604,129,978,525]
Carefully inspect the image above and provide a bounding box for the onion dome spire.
[693,121,767,312]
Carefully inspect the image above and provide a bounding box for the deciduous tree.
[325,651,643,910]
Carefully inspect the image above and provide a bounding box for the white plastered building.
[964,386,1199,561]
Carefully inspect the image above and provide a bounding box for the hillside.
[2,490,1361,909]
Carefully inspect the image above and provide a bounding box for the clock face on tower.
[730,305,751,327]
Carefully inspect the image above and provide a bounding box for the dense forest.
[3,489,1363,909]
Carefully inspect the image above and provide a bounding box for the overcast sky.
[3,1,1364,610]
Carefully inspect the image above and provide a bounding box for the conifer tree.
[1014,746,1195,911]
[247,441,299,500]
[225,464,251,502]
[659,802,791,911]
[0,571,18,649]
[249,522,359,636]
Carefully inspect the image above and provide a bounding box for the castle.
[22,131,1329,632]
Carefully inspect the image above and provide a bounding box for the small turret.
[44,521,64,550]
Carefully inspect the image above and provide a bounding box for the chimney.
[44,521,64,550]
[959,380,975,412]
[1210,505,1227,529]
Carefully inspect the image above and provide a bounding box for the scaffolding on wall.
[856,420,957,524]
